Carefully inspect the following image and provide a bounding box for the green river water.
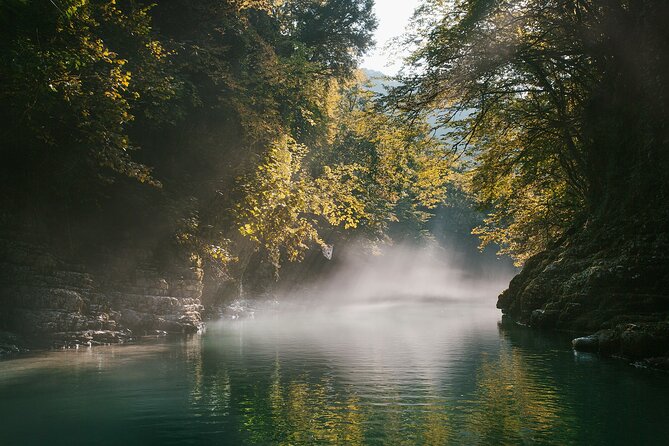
[1,301,668,445]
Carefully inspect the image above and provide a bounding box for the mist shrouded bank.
[0,0,453,348]
[0,0,509,350]
[265,242,513,312]
[386,0,669,367]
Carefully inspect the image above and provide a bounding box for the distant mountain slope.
[360,68,400,95]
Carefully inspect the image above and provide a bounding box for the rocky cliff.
[497,219,669,368]
[0,235,204,355]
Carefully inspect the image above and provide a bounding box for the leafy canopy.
[390,0,669,263]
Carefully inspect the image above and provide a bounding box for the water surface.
[1,302,668,445]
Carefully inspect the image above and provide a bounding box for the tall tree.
[280,0,377,76]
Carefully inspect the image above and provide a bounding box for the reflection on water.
[464,347,574,444]
[1,303,668,445]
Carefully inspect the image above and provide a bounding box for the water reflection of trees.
[181,333,576,445]
[460,347,576,445]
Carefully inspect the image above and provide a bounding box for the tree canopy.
[6,0,661,286]
[0,0,454,287]
[390,0,669,264]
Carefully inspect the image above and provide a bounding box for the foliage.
[236,136,367,270]
[464,101,580,264]
[392,0,669,263]
[0,0,175,195]
[232,68,455,272]
[0,0,457,289]
[280,0,377,77]
[323,77,453,236]
[140,0,384,271]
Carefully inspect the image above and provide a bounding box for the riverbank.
[497,219,669,370]
[0,234,205,354]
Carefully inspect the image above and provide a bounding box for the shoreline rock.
[498,221,669,370]
[0,236,205,349]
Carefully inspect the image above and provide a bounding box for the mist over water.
[220,242,517,384]
[273,242,515,313]
[3,245,669,445]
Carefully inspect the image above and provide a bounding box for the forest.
[0,0,455,294]
[1,0,669,361]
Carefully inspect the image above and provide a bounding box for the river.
[1,301,668,445]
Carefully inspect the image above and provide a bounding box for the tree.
[236,135,367,271]
[322,75,453,238]
[0,0,175,203]
[233,73,454,273]
[142,0,379,274]
[280,0,377,77]
[391,0,669,263]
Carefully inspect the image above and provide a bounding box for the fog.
[215,242,516,386]
[313,243,511,306]
[239,241,516,320]
[1,243,516,387]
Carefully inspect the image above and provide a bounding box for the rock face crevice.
[0,236,204,353]
[497,221,669,368]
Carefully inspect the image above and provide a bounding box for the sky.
[361,0,422,76]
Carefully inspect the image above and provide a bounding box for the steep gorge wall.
[0,234,205,354]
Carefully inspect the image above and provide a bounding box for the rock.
[635,357,669,371]
[572,323,669,361]
[498,221,669,365]
[572,329,620,354]
[530,309,559,328]
[223,299,256,320]
[595,329,620,354]
[49,329,133,348]
[619,323,669,359]
[0,236,207,348]
[0,330,28,356]
[572,335,599,352]
[119,308,150,330]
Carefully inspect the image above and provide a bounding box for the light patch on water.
[0,340,173,383]
[210,303,502,389]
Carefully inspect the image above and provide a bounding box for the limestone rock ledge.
[0,237,204,352]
